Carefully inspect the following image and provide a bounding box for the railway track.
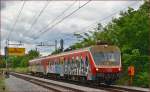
[10,72,149,92]
[10,72,106,92]
[10,73,82,92]
[59,79,149,92]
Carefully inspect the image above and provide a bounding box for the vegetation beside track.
[0,70,8,92]
[64,1,150,88]
[1,50,40,68]
[11,67,29,74]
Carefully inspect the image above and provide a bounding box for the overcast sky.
[1,0,144,56]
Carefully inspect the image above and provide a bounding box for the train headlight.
[96,68,99,71]
[104,45,108,48]
[118,68,121,71]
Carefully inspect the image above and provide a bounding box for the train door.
[85,53,92,80]
[80,55,84,76]
[60,57,64,77]
[64,57,68,74]
[76,56,80,76]
[47,59,53,73]
[74,56,77,75]
[42,60,47,74]
[71,56,74,75]
[67,57,70,75]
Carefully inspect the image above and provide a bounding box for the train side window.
[68,58,70,65]
[55,60,56,65]
[63,60,64,65]
[51,61,53,65]
[66,58,68,65]
[76,56,79,68]
[54,59,56,65]
[56,59,58,65]
[59,59,61,65]
[63,58,65,65]
[59,59,60,65]
[70,57,72,66]
[72,56,74,64]
[74,56,76,67]
[49,61,51,66]
[85,56,89,66]
[80,56,83,68]
[55,59,56,65]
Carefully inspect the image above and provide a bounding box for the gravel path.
[5,75,53,92]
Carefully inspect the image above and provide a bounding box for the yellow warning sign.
[7,48,25,56]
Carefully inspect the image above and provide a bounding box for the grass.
[11,67,29,73]
[0,70,8,92]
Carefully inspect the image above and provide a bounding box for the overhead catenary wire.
[9,0,140,49]
[9,1,50,46]
[29,0,77,37]
[40,32,75,43]
[33,0,91,40]
[22,0,51,35]
[41,1,140,45]
[7,1,26,40]
[33,1,141,54]
[35,1,142,52]
[74,1,140,34]
[19,1,77,45]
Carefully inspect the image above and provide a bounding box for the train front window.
[92,52,120,65]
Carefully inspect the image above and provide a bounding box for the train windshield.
[92,52,120,66]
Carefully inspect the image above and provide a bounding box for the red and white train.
[29,44,121,84]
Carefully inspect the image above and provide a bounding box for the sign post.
[4,47,25,71]
[4,47,8,69]
[128,65,135,86]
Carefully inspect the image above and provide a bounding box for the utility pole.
[55,40,57,52]
[5,40,8,70]
[0,23,1,65]
[60,39,64,52]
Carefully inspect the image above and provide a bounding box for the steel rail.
[10,72,150,92]
[10,72,85,92]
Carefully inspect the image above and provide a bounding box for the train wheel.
[80,77,84,83]
[105,80,112,85]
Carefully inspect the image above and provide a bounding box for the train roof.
[29,45,120,63]
[29,46,90,63]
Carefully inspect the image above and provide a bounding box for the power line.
[74,1,140,34]
[40,1,139,45]
[30,0,77,37]
[22,0,50,35]
[7,1,26,40]
[18,1,76,46]
[29,1,141,54]
[41,32,74,43]
[33,0,91,40]
[11,1,138,49]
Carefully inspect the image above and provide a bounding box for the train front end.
[90,45,121,84]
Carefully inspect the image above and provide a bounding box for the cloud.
[1,1,144,55]
[0,1,6,10]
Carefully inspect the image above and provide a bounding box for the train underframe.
[96,73,120,85]
[30,71,120,85]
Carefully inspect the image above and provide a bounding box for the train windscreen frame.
[92,52,120,66]
[90,45,121,66]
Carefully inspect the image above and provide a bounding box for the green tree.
[66,1,149,87]
[27,50,40,59]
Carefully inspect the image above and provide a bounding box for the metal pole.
[60,39,64,52]
[5,40,8,70]
[55,40,57,52]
